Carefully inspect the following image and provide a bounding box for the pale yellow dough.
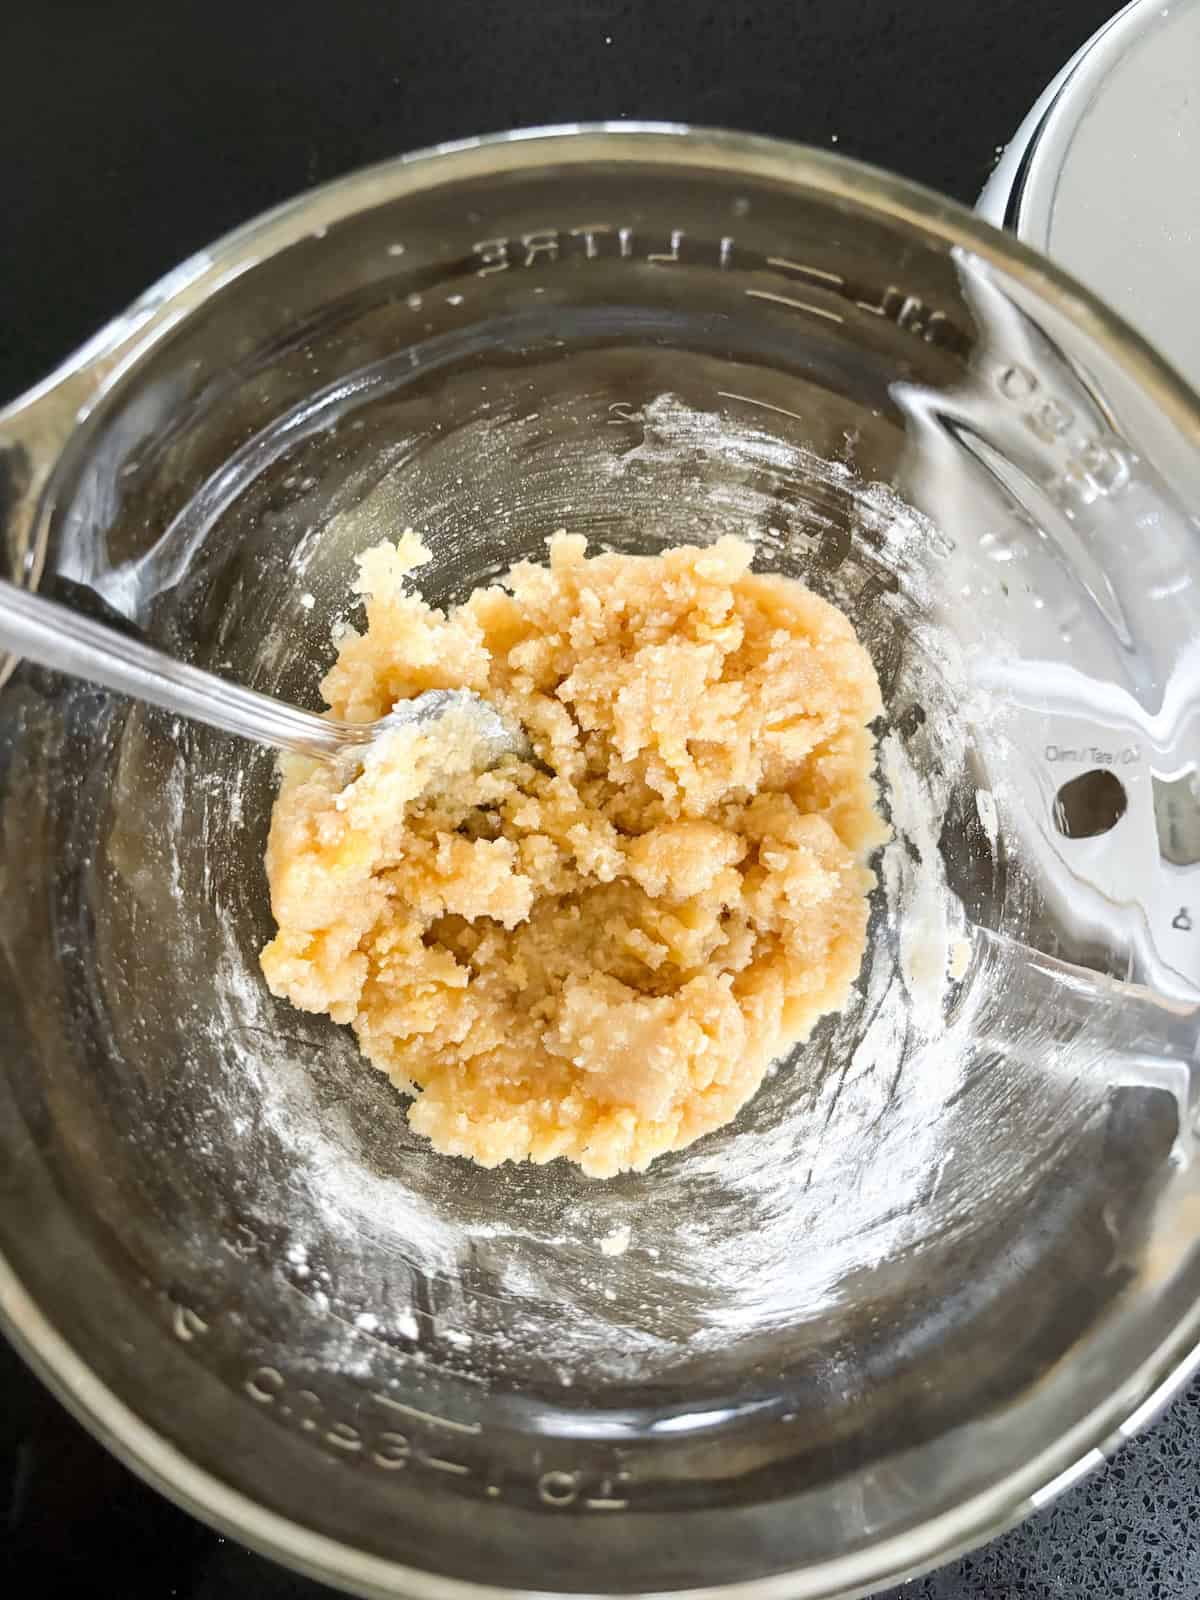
[260,531,887,1177]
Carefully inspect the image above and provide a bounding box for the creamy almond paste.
[260,531,886,1177]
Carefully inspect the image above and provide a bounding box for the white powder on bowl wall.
[599,1225,631,1258]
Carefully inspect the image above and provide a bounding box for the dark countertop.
[4,3,1198,1597]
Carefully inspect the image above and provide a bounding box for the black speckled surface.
[4,3,1198,1597]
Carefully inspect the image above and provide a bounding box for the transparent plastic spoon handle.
[0,579,367,762]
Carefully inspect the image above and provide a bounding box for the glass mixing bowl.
[0,126,1198,1600]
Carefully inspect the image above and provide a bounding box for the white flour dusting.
[599,1225,632,1258]
[975,786,999,853]
[882,731,967,1033]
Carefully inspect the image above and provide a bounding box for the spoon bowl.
[0,577,529,769]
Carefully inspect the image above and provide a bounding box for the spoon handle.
[0,579,363,762]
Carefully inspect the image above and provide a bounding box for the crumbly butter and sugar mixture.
[260,531,887,1177]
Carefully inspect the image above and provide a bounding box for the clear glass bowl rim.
[4,121,1200,1600]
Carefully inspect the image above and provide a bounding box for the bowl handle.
[1,374,103,581]
[0,356,118,687]
[967,925,1200,1143]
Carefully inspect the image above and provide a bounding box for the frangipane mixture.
[261,532,886,1177]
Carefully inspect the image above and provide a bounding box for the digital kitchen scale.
[979,0,1200,993]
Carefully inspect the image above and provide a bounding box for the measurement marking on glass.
[647,228,684,264]
[744,288,843,322]
[420,1454,472,1476]
[717,390,808,424]
[569,223,613,258]
[766,255,844,286]
[171,1303,208,1342]
[371,1394,482,1435]
[538,1470,581,1505]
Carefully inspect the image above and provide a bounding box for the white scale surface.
[978,0,1200,991]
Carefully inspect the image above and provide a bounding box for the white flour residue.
[882,731,967,1034]
[606,393,860,543]
[669,887,973,1331]
[392,1308,419,1341]
[975,786,999,852]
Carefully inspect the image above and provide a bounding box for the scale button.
[1153,771,1200,867]
[1053,769,1127,839]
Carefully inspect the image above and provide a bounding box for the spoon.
[0,578,529,768]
